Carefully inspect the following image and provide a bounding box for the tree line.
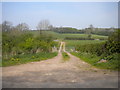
[1,20,115,37]
[1,20,52,32]
[51,25,115,37]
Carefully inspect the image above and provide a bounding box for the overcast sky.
[2,2,118,29]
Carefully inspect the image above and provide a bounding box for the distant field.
[30,30,60,37]
[30,30,108,40]
[28,30,108,52]
[30,31,108,52]
[65,40,106,52]
[61,34,108,40]
[30,30,61,40]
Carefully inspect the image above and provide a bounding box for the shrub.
[75,42,106,56]
[2,30,59,60]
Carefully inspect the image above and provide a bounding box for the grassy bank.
[62,52,70,62]
[2,52,58,67]
[71,52,119,70]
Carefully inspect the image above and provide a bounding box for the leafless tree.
[89,24,94,29]
[2,21,13,32]
[36,19,50,34]
[86,24,94,34]
[85,24,94,39]
[48,25,53,30]
[16,23,29,31]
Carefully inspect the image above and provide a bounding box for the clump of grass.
[71,52,119,70]
[62,52,70,62]
[2,52,58,67]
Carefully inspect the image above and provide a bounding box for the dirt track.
[2,42,118,88]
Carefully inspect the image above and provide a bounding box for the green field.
[30,31,108,40]
[61,33,108,40]
[30,30,108,52]
[30,30,60,38]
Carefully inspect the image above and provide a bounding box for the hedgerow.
[75,29,120,57]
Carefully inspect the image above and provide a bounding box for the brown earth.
[2,42,118,88]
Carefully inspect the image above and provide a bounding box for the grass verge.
[2,52,58,67]
[71,52,119,70]
[62,52,70,62]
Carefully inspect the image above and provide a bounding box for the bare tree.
[48,25,53,30]
[2,21,13,32]
[89,24,94,29]
[36,19,50,34]
[16,23,29,31]
[85,24,94,39]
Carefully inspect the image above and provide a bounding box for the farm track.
[2,42,118,88]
